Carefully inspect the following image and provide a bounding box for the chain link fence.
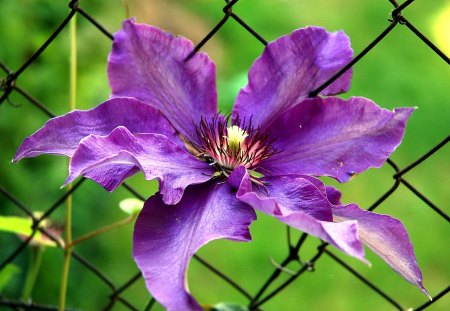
[0,0,448,310]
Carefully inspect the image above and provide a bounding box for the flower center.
[225,125,248,152]
[189,115,277,176]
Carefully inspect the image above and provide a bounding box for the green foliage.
[0,215,57,247]
[0,0,448,310]
[0,264,21,293]
[0,215,34,236]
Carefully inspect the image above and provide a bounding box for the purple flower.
[14,19,428,310]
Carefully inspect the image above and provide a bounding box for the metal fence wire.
[0,0,449,310]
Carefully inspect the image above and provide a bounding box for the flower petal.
[108,19,217,137]
[232,27,353,127]
[13,97,178,161]
[67,126,213,204]
[83,164,140,191]
[133,181,256,311]
[332,203,429,297]
[229,167,364,260]
[262,97,414,182]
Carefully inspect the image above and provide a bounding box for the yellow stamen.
[226,125,248,152]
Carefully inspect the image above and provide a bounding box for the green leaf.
[0,264,21,292]
[119,198,144,216]
[209,302,250,311]
[0,215,33,236]
[0,215,58,247]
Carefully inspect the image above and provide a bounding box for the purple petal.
[83,164,140,192]
[67,126,213,204]
[232,27,353,128]
[133,181,256,311]
[325,186,342,206]
[13,97,178,161]
[333,204,429,297]
[108,19,217,137]
[230,167,365,260]
[262,97,414,182]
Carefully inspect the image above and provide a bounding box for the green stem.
[59,249,71,311]
[22,246,45,300]
[70,214,136,247]
[59,13,77,311]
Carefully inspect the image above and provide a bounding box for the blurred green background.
[0,0,449,310]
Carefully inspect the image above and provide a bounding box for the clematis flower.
[14,19,428,310]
